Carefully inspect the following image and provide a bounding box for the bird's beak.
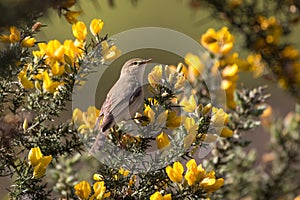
[141,58,152,64]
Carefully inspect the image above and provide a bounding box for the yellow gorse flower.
[45,40,65,64]
[142,98,182,129]
[211,107,233,138]
[51,61,65,76]
[281,45,299,60]
[119,167,130,177]
[144,105,156,123]
[143,106,177,129]
[166,162,184,183]
[150,191,172,200]
[64,39,81,64]
[145,97,159,106]
[72,106,100,134]
[217,65,238,108]
[180,95,197,112]
[217,52,248,71]
[64,10,81,24]
[90,19,104,36]
[32,39,81,73]
[72,21,87,41]
[247,54,266,78]
[100,40,121,62]
[18,65,34,89]
[148,65,163,87]
[28,147,43,166]
[199,171,224,193]
[90,181,111,200]
[0,26,20,43]
[184,53,204,77]
[256,16,282,46]
[184,159,205,186]
[74,38,85,52]
[166,110,182,129]
[9,26,21,43]
[0,34,10,43]
[220,127,234,138]
[202,103,212,115]
[165,64,187,78]
[42,71,60,93]
[220,63,239,109]
[28,147,52,178]
[165,159,224,194]
[201,27,234,56]
[222,64,238,78]
[221,80,237,109]
[164,63,187,90]
[21,36,36,47]
[93,173,104,181]
[260,105,273,128]
[211,107,229,127]
[206,48,242,109]
[183,117,198,148]
[74,180,91,200]
[18,19,117,97]
[156,132,171,150]
[33,43,47,60]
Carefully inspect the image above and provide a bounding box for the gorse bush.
[0,0,299,199]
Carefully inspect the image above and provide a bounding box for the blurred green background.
[1,0,299,198]
[38,0,297,126]
[36,0,298,106]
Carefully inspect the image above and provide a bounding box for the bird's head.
[121,58,152,76]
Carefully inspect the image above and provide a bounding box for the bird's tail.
[89,129,107,155]
[89,116,106,155]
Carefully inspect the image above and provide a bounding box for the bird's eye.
[133,62,138,65]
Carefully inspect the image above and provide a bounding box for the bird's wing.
[97,78,142,132]
[95,96,112,132]
[108,79,141,118]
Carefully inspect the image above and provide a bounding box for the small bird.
[90,58,152,154]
